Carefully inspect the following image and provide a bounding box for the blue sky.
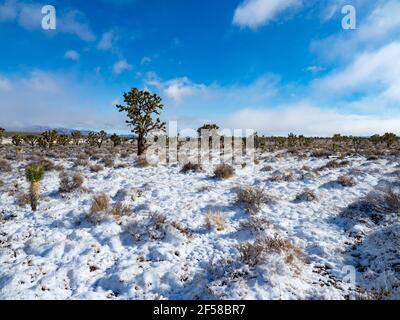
[0,0,400,136]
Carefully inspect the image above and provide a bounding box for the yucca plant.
[25,164,45,211]
[41,130,58,148]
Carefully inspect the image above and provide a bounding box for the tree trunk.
[30,181,40,212]
[137,135,145,156]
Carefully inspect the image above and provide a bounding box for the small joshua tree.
[97,130,107,148]
[382,132,397,148]
[23,135,39,147]
[71,131,83,145]
[41,130,58,148]
[110,133,122,147]
[57,134,71,146]
[12,134,23,147]
[25,164,45,211]
[0,127,5,144]
[116,88,166,156]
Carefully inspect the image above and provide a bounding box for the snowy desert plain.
[0,136,399,300]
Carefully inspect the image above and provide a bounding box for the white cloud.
[112,59,132,74]
[97,30,116,50]
[223,103,400,136]
[64,50,80,61]
[0,0,95,41]
[233,0,301,29]
[0,75,12,91]
[315,41,400,102]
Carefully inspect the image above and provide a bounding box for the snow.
[0,147,399,300]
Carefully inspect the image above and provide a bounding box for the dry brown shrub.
[236,186,271,214]
[214,164,235,180]
[205,211,225,231]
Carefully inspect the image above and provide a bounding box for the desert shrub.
[180,162,202,174]
[214,164,235,180]
[337,175,357,187]
[59,172,84,193]
[16,193,30,207]
[240,216,270,234]
[114,163,129,169]
[0,180,3,188]
[235,186,271,214]
[73,159,89,167]
[88,193,110,223]
[366,188,400,215]
[237,234,302,267]
[136,158,150,168]
[295,189,317,202]
[102,157,114,168]
[90,164,104,173]
[111,202,131,220]
[0,159,11,172]
[205,211,225,231]
[302,165,311,172]
[269,171,294,182]
[170,221,192,237]
[260,165,273,172]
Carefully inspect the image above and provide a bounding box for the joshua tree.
[37,137,48,149]
[96,130,107,148]
[116,88,166,156]
[110,133,122,147]
[0,127,5,144]
[57,134,71,146]
[287,133,297,147]
[370,134,381,146]
[197,124,220,137]
[12,134,23,147]
[23,135,39,147]
[382,132,397,148]
[41,130,58,148]
[352,137,362,154]
[25,164,45,212]
[71,131,83,146]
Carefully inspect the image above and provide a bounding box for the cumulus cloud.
[233,0,301,29]
[112,59,132,74]
[97,30,117,50]
[64,50,80,61]
[0,75,12,91]
[222,103,400,136]
[0,0,95,41]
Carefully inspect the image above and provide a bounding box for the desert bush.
[111,202,131,220]
[0,180,3,188]
[269,171,294,182]
[0,159,11,172]
[102,157,114,168]
[337,175,357,187]
[205,211,225,231]
[59,172,84,193]
[366,188,400,215]
[235,186,271,214]
[237,234,302,267]
[90,164,104,173]
[88,193,110,223]
[16,193,30,207]
[240,216,270,234]
[180,162,202,174]
[260,165,273,172]
[73,159,89,167]
[214,164,235,179]
[136,158,150,168]
[295,189,317,202]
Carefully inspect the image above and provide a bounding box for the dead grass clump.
[260,165,273,172]
[269,171,294,182]
[237,234,302,267]
[90,164,104,173]
[59,172,84,193]
[205,211,225,231]
[366,188,400,215]
[295,189,317,202]
[16,193,30,207]
[240,216,270,234]
[111,202,131,220]
[102,157,114,168]
[337,175,357,187]
[180,162,203,174]
[88,193,110,222]
[235,186,271,214]
[73,159,89,167]
[0,159,11,172]
[170,221,192,238]
[214,164,235,180]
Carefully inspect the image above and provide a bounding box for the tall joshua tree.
[25,164,45,212]
[116,88,166,156]
[71,131,83,146]
[42,130,58,148]
[0,127,5,144]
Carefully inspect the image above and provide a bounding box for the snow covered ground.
[0,146,399,300]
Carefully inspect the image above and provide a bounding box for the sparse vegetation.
[337,175,357,187]
[180,162,202,174]
[235,186,271,214]
[205,211,225,231]
[214,163,235,179]
[59,172,84,193]
[25,163,45,211]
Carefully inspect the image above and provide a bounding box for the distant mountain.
[6,125,92,134]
